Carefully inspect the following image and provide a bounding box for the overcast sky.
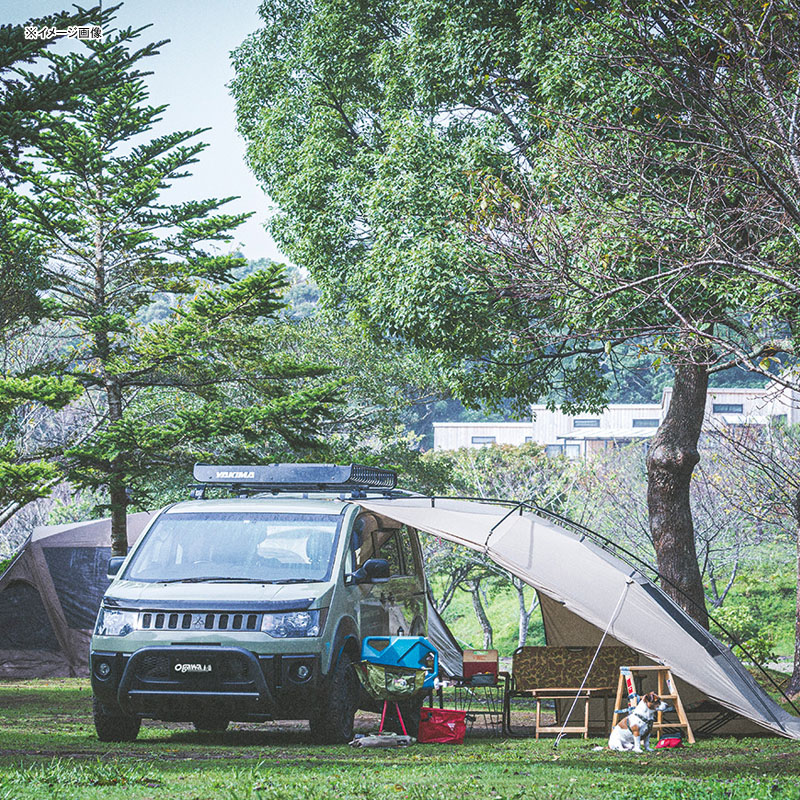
[3,0,285,263]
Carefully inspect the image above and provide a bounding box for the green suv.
[90,464,428,743]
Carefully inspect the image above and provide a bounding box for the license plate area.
[171,657,215,679]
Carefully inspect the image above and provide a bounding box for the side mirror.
[107,556,126,578]
[350,558,390,584]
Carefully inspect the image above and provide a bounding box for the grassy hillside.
[436,580,545,656]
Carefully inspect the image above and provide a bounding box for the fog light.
[96,660,111,678]
[296,664,310,680]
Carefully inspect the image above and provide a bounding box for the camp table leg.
[535,696,542,739]
[584,694,590,739]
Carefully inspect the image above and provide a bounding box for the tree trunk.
[786,491,800,700]
[104,374,128,557]
[93,209,130,556]
[109,478,129,557]
[513,576,539,648]
[466,579,493,648]
[646,359,709,629]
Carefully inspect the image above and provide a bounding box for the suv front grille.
[139,611,261,632]
[138,653,170,678]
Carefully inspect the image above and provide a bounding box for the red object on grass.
[655,737,683,748]
[418,707,467,744]
[462,649,499,685]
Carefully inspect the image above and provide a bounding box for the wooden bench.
[502,645,638,738]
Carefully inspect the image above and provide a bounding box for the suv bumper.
[91,646,321,721]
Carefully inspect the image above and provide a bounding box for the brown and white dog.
[608,692,671,752]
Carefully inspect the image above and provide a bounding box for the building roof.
[557,427,657,441]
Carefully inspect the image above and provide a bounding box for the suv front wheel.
[93,696,141,742]
[308,652,358,744]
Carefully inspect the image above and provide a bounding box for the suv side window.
[353,515,404,576]
[397,525,419,577]
[375,530,402,577]
[353,514,377,567]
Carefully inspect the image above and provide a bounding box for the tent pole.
[553,579,633,749]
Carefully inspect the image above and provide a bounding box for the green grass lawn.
[1,680,799,800]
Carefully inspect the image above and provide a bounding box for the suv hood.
[104,580,333,611]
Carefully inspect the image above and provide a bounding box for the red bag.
[655,737,683,748]
[418,707,467,744]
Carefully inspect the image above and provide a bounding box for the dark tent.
[0,512,154,678]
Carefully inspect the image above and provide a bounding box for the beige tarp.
[359,497,800,740]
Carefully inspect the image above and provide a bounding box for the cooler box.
[418,707,467,744]
[462,648,498,685]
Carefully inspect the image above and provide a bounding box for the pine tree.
[19,30,340,554]
[0,4,145,527]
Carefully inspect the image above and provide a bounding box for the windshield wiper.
[158,576,272,584]
[267,578,322,584]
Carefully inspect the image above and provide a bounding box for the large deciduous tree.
[20,30,340,555]
[467,0,800,625]
[233,0,800,628]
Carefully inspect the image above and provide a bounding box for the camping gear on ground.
[655,736,684,748]
[357,496,800,740]
[350,733,414,748]
[362,635,439,684]
[462,648,498,685]
[504,645,635,738]
[449,682,506,736]
[418,707,467,744]
[359,636,439,737]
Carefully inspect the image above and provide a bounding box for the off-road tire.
[192,717,230,733]
[308,653,358,744]
[92,696,141,742]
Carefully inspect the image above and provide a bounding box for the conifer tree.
[0,4,141,527]
[20,30,340,554]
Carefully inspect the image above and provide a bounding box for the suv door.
[350,513,388,638]
[352,513,427,638]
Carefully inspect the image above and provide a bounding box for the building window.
[712,403,743,414]
[545,444,563,457]
[573,419,600,428]
[471,436,496,445]
[524,436,534,443]
[565,444,582,459]
[632,418,659,428]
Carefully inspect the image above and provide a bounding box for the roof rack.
[190,463,398,499]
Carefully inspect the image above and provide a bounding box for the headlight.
[261,609,325,638]
[94,607,137,637]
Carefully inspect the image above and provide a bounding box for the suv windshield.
[123,512,343,583]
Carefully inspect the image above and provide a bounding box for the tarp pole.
[553,579,633,749]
